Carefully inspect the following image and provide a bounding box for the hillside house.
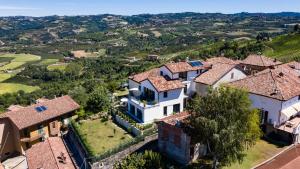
[240,54,282,75]
[230,65,300,144]
[128,61,210,123]
[156,112,206,165]
[0,95,80,161]
[194,57,247,96]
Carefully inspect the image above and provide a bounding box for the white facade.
[127,80,185,123]
[195,68,247,96]
[249,93,300,126]
[127,64,203,124]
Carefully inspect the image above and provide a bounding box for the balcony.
[20,134,43,143]
[129,96,159,108]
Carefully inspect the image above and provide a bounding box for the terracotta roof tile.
[26,137,75,169]
[159,111,190,126]
[147,76,185,92]
[5,95,80,130]
[164,61,206,73]
[205,57,239,65]
[283,61,300,71]
[229,66,300,100]
[255,144,300,169]
[242,54,282,67]
[129,68,159,82]
[194,63,237,85]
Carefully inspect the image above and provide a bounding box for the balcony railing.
[129,96,159,108]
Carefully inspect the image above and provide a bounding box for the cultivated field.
[0,83,40,94]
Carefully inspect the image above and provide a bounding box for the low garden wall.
[115,114,141,136]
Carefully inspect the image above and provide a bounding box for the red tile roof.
[283,61,300,71]
[5,95,80,130]
[205,57,239,65]
[242,54,282,67]
[255,144,300,169]
[26,137,75,169]
[194,63,237,85]
[129,68,159,83]
[230,66,300,101]
[164,62,206,73]
[147,76,185,92]
[159,111,190,126]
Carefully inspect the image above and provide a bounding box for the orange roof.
[205,56,239,65]
[26,137,75,169]
[164,62,205,73]
[242,54,282,67]
[283,61,300,71]
[255,144,300,169]
[159,111,190,126]
[5,95,80,130]
[147,76,185,92]
[129,68,159,83]
[230,66,300,101]
[194,63,237,85]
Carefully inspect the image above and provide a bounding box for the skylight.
[188,61,203,67]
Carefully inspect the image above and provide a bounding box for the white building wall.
[249,94,282,125]
[128,79,140,89]
[160,66,173,79]
[212,68,247,88]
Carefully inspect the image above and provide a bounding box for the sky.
[0,0,300,17]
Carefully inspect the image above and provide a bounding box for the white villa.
[230,64,300,143]
[127,57,246,123]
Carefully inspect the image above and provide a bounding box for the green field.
[0,83,40,94]
[38,59,59,65]
[0,54,41,71]
[47,63,68,71]
[264,33,300,62]
[0,73,13,82]
[75,119,132,156]
[223,139,287,169]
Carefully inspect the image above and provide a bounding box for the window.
[160,71,163,76]
[137,108,143,122]
[184,85,187,94]
[298,95,300,100]
[138,85,141,90]
[179,72,187,81]
[38,125,44,135]
[164,106,168,116]
[129,104,135,115]
[173,104,180,113]
[163,92,168,98]
[231,72,234,79]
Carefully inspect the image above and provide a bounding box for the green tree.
[65,62,82,78]
[114,150,164,169]
[86,86,110,113]
[68,86,89,108]
[186,86,261,169]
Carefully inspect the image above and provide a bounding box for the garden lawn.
[39,59,59,65]
[75,119,133,156]
[223,139,287,169]
[0,83,40,94]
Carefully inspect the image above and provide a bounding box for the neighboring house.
[230,66,300,143]
[194,62,247,96]
[156,112,206,165]
[26,137,75,169]
[147,54,160,61]
[0,95,80,161]
[240,54,282,75]
[127,61,210,123]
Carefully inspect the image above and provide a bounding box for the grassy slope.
[223,139,287,169]
[264,33,300,62]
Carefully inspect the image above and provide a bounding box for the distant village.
[1,54,300,169]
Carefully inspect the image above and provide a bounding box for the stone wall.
[91,134,158,169]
